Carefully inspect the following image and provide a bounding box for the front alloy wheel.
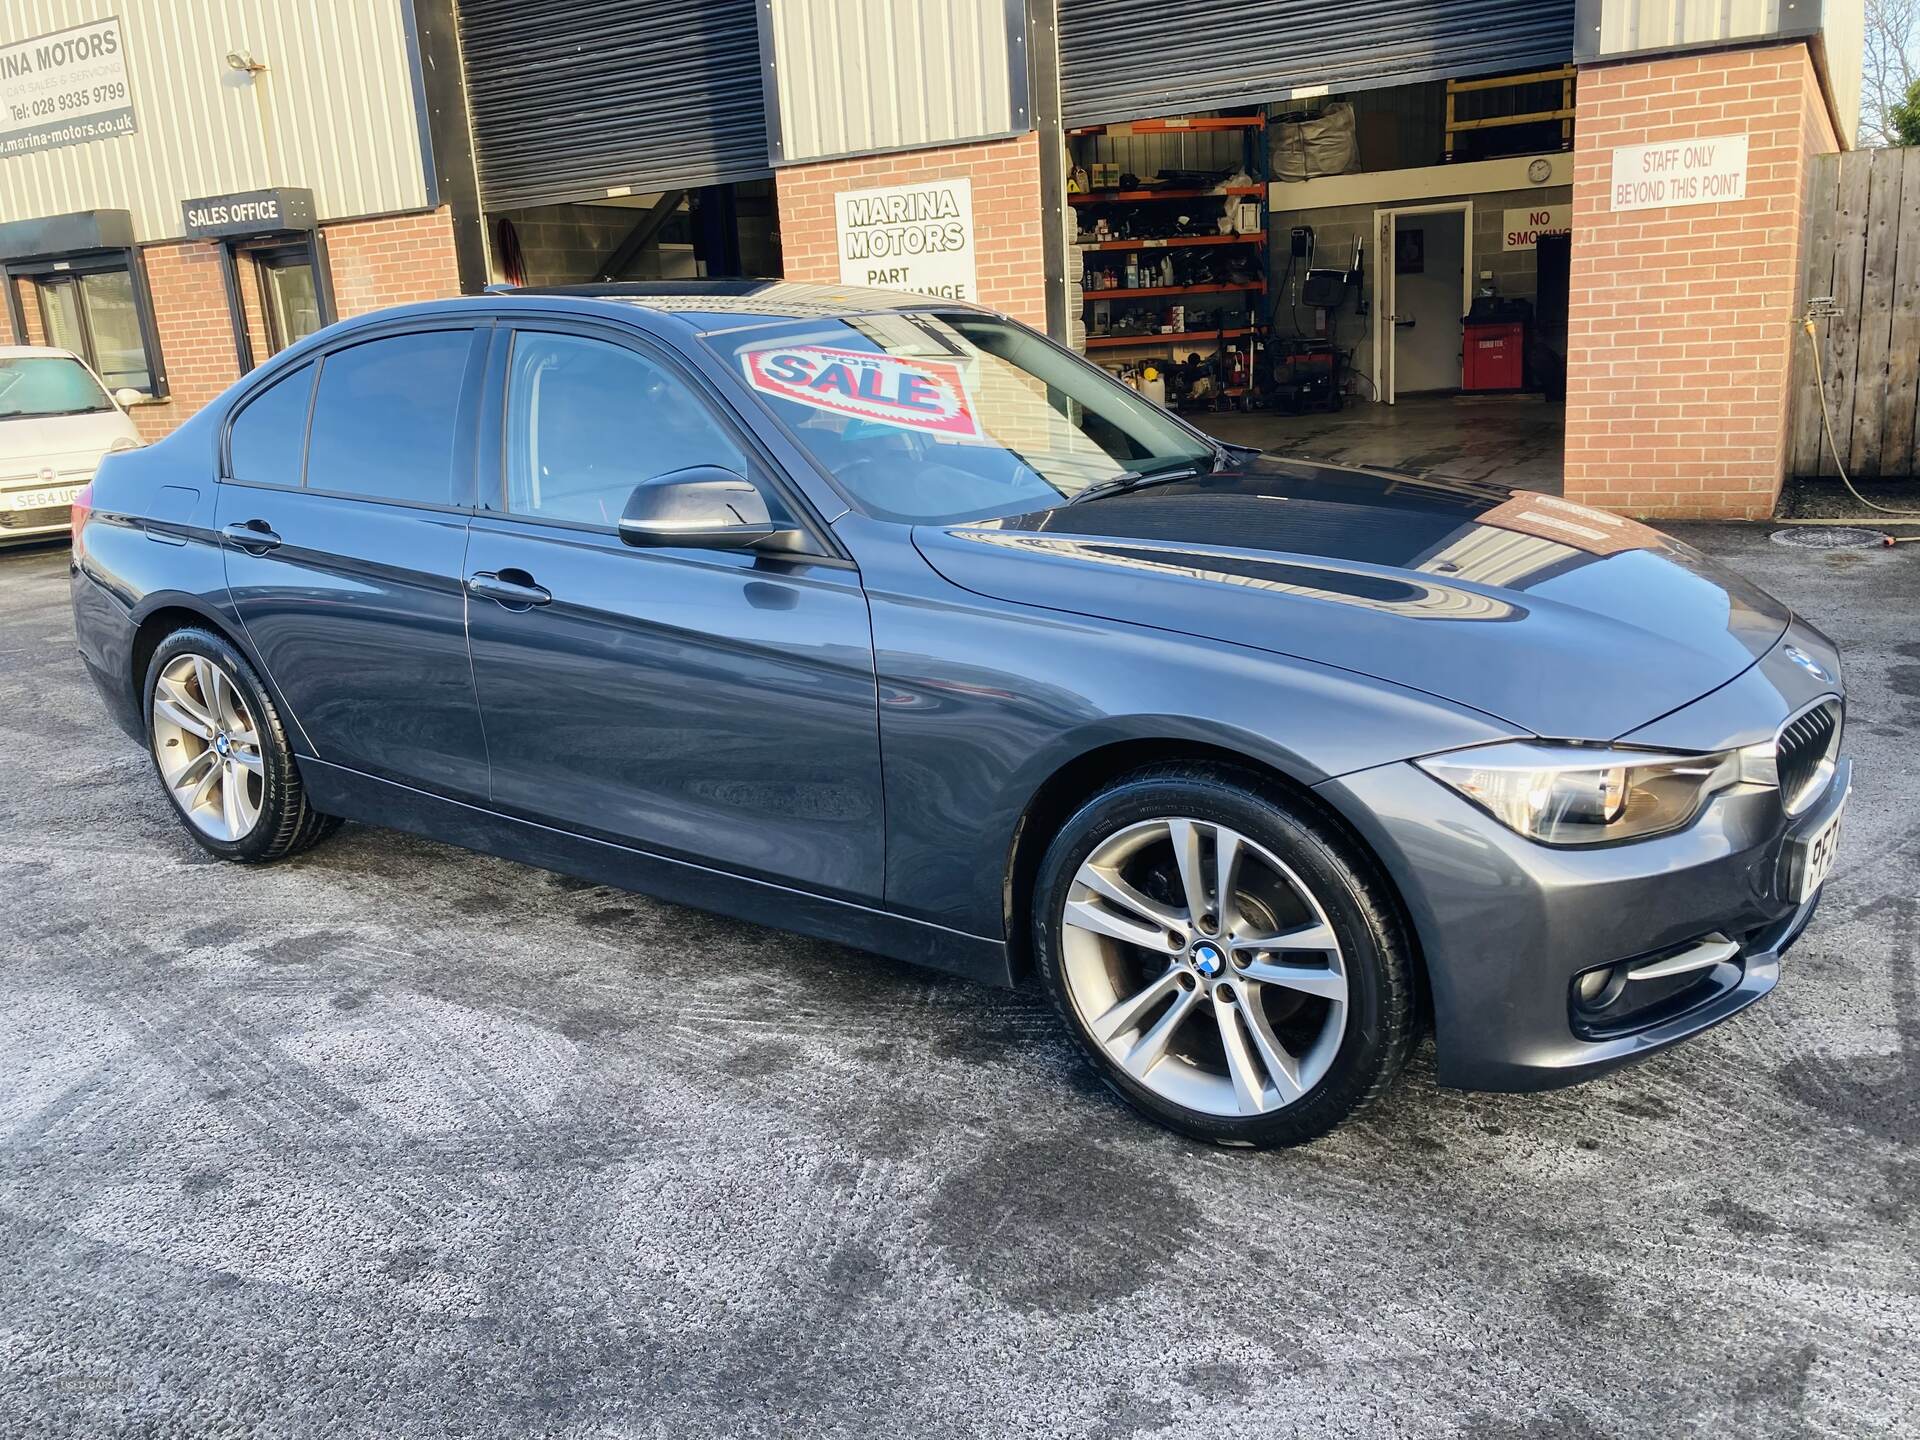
[1061,817,1350,1118]
[1034,767,1415,1147]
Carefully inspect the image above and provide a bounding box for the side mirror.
[618,467,790,551]
[112,387,145,409]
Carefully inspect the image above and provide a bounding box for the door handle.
[467,570,552,609]
[221,520,282,553]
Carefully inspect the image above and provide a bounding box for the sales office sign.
[0,16,137,158]
[183,187,317,240]
[835,178,978,300]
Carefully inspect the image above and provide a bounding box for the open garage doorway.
[486,181,780,289]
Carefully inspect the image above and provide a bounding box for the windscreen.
[0,356,113,420]
[710,313,1214,524]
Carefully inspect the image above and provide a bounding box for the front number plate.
[1790,797,1845,904]
[4,484,83,512]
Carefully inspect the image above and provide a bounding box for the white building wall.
[0,0,429,239]
[766,0,1028,164]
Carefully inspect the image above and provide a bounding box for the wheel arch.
[129,598,241,709]
[1002,736,1431,1024]
[126,597,312,756]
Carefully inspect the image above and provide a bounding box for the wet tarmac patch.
[924,1131,1185,1313]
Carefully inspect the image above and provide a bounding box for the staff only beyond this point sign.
[1610,135,1749,213]
[835,178,978,299]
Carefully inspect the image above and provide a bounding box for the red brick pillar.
[1563,44,1840,519]
[774,132,1047,330]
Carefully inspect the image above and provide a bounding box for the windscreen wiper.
[1066,452,1219,506]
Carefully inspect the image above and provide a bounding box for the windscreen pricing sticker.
[741,345,985,441]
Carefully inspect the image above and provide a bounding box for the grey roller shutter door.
[1058,0,1577,128]
[457,0,770,211]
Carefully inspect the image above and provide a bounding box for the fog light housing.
[1573,963,1627,1013]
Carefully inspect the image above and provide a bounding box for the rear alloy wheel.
[151,652,264,842]
[1035,768,1415,1146]
[144,628,340,863]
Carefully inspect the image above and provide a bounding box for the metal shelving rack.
[1066,113,1269,379]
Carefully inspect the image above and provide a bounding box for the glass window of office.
[254,246,324,353]
[33,265,154,393]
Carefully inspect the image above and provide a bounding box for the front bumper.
[1315,610,1848,1093]
[1319,753,1846,1092]
[0,469,91,542]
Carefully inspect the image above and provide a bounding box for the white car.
[0,344,143,546]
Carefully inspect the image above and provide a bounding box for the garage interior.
[1064,42,1578,493]
[486,183,782,289]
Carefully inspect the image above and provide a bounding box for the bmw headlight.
[1417,741,1778,846]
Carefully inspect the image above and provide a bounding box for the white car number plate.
[1792,798,1845,903]
[5,484,83,512]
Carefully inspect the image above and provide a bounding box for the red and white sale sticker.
[741,345,984,441]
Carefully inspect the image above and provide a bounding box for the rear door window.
[227,362,313,488]
[305,330,476,507]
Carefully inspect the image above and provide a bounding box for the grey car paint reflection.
[71,283,1842,1094]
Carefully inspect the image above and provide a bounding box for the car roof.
[483,279,987,332]
[0,344,83,360]
[250,281,998,375]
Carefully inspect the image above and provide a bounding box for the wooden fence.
[1789,147,1920,481]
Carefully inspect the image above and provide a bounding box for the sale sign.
[741,345,984,441]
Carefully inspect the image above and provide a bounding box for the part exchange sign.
[1610,136,1748,212]
[0,17,136,160]
[835,178,977,300]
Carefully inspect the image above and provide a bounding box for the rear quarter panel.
[74,405,304,750]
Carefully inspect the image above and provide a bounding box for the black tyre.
[143,627,340,863]
[1033,765,1416,1147]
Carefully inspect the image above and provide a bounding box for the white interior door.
[1375,210,1399,405]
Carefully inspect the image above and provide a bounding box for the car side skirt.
[300,759,1013,988]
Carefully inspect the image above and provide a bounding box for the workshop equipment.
[1462,295,1532,392]
[1272,338,1341,413]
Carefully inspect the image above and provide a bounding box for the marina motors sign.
[0,16,136,158]
[835,178,978,299]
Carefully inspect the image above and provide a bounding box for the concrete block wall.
[776,132,1047,329]
[490,202,697,287]
[1562,44,1839,519]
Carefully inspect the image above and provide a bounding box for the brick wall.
[323,207,463,321]
[775,132,1047,328]
[1563,44,1838,519]
[134,241,240,442]
[4,276,46,344]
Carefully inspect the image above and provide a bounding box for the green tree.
[1891,77,1920,147]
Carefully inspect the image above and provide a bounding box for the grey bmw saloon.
[70,282,1848,1146]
